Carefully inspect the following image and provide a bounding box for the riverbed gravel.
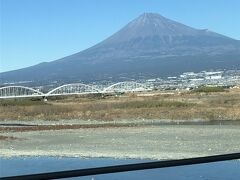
[1,122,239,160]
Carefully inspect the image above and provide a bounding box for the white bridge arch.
[0,86,44,98]
[103,81,150,93]
[0,81,152,99]
[46,83,100,96]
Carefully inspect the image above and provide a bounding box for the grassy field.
[0,88,240,121]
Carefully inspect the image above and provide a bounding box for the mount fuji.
[1,13,240,84]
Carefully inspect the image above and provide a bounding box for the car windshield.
[0,0,240,179]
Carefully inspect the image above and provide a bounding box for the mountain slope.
[1,13,240,83]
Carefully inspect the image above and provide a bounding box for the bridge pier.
[43,96,48,102]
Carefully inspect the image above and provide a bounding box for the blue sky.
[1,0,239,72]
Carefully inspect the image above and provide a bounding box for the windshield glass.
[0,0,240,179]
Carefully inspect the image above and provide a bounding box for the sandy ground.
[0,121,239,160]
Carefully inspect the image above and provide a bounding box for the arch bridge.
[0,81,151,99]
[103,81,150,93]
[46,83,100,96]
[0,86,44,99]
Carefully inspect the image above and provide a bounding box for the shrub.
[0,98,46,106]
[113,100,195,109]
[194,86,225,93]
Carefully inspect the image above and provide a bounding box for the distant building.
[147,79,156,82]
[205,75,222,80]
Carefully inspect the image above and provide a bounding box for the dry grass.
[0,135,19,141]
[0,89,240,121]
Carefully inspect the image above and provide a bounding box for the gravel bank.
[1,123,239,160]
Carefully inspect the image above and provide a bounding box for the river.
[1,156,240,179]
